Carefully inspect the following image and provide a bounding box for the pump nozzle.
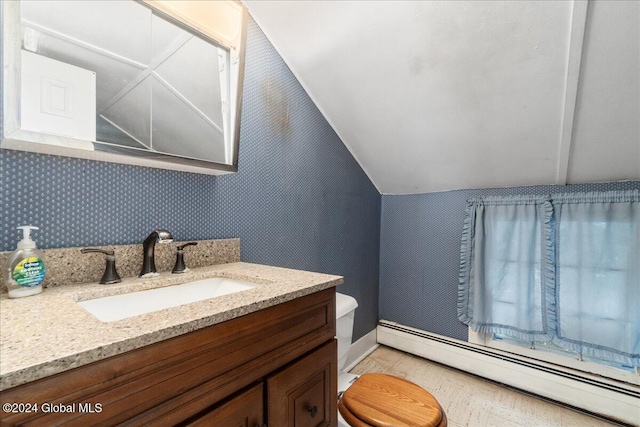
[17,225,38,239]
[16,226,39,250]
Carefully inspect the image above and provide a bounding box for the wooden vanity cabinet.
[268,339,337,427]
[0,288,337,427]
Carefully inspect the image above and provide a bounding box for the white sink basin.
[78,277,257,322]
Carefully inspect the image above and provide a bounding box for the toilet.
[336,293,447,427]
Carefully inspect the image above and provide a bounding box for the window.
[468,330,639,385]
[459,190,639,377]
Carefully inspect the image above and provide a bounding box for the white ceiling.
[245,0,640,194]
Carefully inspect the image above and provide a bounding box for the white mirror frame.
[1,0,247,175]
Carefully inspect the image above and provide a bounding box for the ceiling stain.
[409,56,425,75]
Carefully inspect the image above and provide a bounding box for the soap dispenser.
[6,226,46,298]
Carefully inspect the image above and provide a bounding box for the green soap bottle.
[6,226,46,298]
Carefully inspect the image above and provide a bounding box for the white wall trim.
[556,0,589,184]
[344,328,379,372]
[377,321,639,426]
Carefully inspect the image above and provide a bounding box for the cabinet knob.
[307,405,318,417]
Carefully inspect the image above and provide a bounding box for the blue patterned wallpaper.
[0,18,381,341]
[380,181,640,341]
[4,15,636,346]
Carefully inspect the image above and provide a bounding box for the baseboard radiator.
[377,320,640,426]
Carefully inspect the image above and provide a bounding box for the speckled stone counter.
[0,262,343,390]
[0,238,241,290]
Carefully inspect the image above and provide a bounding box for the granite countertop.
[0,262,343,391]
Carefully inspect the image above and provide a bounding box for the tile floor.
[350,346,628,427]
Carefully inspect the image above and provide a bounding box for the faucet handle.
[172,242,198,274]
[81,248,114,256]
[81,248,122,285]
[176,242,198,251]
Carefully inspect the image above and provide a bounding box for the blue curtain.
[458,190,639,368]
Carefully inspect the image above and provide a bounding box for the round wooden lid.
[341,373,443,427]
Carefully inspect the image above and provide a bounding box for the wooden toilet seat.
[338,373,447,427]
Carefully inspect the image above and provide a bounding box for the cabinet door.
[186,383,264,427]
[268,340,337,427]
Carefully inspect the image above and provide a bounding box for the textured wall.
[0,18,381,341]
[380,181,640,341]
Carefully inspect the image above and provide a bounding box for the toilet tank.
[336,292,358,370]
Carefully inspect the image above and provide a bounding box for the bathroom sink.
[78,278,257,322]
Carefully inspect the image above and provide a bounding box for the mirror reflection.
[3,0,246,171]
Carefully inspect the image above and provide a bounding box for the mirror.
[1,0,247,174]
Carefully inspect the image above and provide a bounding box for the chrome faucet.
[140,229,173,277]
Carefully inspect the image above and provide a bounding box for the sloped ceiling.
[245,0,639,194]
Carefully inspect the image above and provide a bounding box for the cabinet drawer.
[185,383,264,427]
[268,340,337,427]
